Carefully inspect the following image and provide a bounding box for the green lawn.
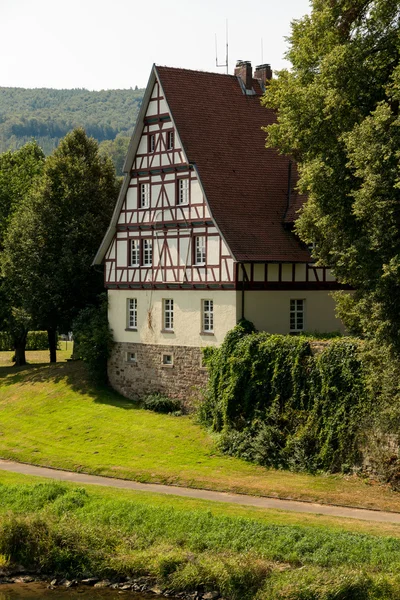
[0,352,400,512]
[0,471,400,599]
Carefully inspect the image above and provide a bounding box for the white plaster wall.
[239,290,345,334]
[108,289,237,347]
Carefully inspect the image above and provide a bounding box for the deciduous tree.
[263,0,400,350]
[2,129,119,362]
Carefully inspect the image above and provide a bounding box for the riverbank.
[1,472,400,599]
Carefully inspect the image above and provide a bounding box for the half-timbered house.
[94,61,346,399]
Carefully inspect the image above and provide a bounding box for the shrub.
[73,294,113,384]
[141,393,182,414]
[0,330,49,351]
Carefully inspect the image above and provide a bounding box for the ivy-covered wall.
[200,321,372,475]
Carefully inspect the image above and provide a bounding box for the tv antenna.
[215,19,229,74]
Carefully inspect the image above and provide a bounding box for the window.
[163,299,174,331]
[202,300,214,333]
[149,134,155,153]
[177,178,189,205]
[142,239,152,266]
[129,239,140,266]
[127,298,137,330]
[126,352,137,363]
[140,183,150,208]
[162,353,173,366]
[290,299,304,332]
[167,131,174,150]
[195,236,206,265]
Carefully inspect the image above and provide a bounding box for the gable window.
[163,299,174,331]
[127,298,137,330]
[194,236,206,265]
[140,183,150,208]
[148,134,156,153]
[142,239,152,266]
[167,131,174,150]
[202,300,214,333]
[177,178,189,205]
[129,239,140,267]
[290,299,304,333]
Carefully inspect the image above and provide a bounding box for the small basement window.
[126,352,137,363]
[162,353,173,367]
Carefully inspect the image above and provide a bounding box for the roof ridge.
[155,65,237,79]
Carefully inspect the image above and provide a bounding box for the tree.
[0,142,45,365]
[2,128,119,362]
[263,0,400,350]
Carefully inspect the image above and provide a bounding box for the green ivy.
[200,325,369,474]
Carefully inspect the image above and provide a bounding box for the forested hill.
[0,87,145,173]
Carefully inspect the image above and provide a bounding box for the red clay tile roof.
[156,66,311,263]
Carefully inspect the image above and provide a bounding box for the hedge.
[0,331,49,351]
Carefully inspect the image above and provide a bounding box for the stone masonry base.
[108,342,208,403]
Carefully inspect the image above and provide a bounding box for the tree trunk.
[47,327,57,363]
[13,331,28,366]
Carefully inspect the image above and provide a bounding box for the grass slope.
[0,351,399,512]
[1,472,400,599]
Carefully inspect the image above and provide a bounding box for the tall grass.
[0,480,400,599]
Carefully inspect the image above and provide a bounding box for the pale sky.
[1,0,311,90]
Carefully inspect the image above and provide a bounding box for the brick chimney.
[234,60,253,90]
[254,64,272,91]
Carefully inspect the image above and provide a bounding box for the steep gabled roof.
[93,65,310,266]
[155,66,310,263]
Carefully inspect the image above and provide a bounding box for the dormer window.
[177,178,189,205]
[167,131,174,150]
[149,134,155,153]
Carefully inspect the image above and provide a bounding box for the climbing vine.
[200,323,369,473]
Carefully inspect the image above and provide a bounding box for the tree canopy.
[263,0,400,350]
[2,128,119,361]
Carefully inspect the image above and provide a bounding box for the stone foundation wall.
[108,342,208,403]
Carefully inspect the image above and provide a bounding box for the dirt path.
[1,458,400,523]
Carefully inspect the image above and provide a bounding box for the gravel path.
[1,458,399,523]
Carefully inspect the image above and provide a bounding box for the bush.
[0,330,49,351]
[141,393,182,414]
[73,294,113,384]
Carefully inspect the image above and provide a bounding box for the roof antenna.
[215,19,229,74]
[261,37,264,63]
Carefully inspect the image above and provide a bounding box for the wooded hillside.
[0,87,144,171]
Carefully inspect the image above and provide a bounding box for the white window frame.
[163,299,174,331]
[149,134,155,153]
[167,131,174,150]
[177,178,189,205]
[202,299,214,333]
[140,183,150,208]
[126,351,137,364]
[195,235,206,265]
[162,353,174,367]
[127,298,138,330]
[290,299,305,333]
[129,239,140,267]
[142,239,152,266]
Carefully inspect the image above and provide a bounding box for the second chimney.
[234,60,253,90]
[254,64,272,90]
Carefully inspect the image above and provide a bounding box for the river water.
[0,583,161,600]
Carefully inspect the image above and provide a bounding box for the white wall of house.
[108,289,237,347]
[239,290,345,334]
